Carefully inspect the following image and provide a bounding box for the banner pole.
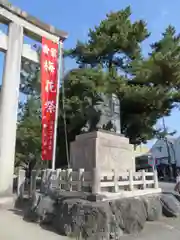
[52,40,63,170]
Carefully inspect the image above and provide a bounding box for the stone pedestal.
[70,131,135,172]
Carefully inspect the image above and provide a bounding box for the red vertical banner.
[41,37,59,160]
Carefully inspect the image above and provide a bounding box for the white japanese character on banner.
[44,100,56,113]
[45,80,56,93]
[43,150,47,155]
[43,141,47,146]
[43,124,47,128]
[44,60,55,73]
[42,44,49,54]
[50,48,57,58]
[48,61,55,73]
[50,124,54,130]
[44,60,48,71]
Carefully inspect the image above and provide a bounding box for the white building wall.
[174,137,180,167]
[150,139,176,165]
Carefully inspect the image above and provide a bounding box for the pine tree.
[66,7,180,145]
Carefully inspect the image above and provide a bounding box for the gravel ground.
[0,209,70,240]
[121,217,180,240]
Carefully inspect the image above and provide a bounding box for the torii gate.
[0,1,68,196]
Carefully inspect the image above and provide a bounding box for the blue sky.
[5,0,180,146]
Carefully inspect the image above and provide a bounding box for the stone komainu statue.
[65,69,121,134]
[83,93,121,134]
[97,94,121,134]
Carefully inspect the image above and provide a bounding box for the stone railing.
[16,168,159,198]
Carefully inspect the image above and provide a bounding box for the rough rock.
[22,191,114,239]
[171,192,180,203]
[160,193,180,217]
[52,196,147,237]
[142,196,162,221]
[23,192,43,222]
[23,192,58,224]
[14,196,31,210]
[52,198,111,239]
[21,190,165,239]
[46,189,89,200]
[87,193,106,202]
[109,198,147,234]
[22,190,90,223]
[36,195,56,224]
[174,182,180,194]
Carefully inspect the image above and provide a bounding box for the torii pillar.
[0,1,68,196]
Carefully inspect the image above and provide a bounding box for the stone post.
[129,170,134,191]
[17,169,25,199]
[154,170,159,189]
[142,170,146,189]
[92,168,101,194]
[30,170,37,197]
[113,169,119,193]
[0,22,23,196]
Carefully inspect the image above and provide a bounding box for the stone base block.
[70,130,135,172]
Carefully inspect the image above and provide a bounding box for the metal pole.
[152,157,155,172]
[162,117,173,179]
[170,142,176,164]
[52,40,63,170]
